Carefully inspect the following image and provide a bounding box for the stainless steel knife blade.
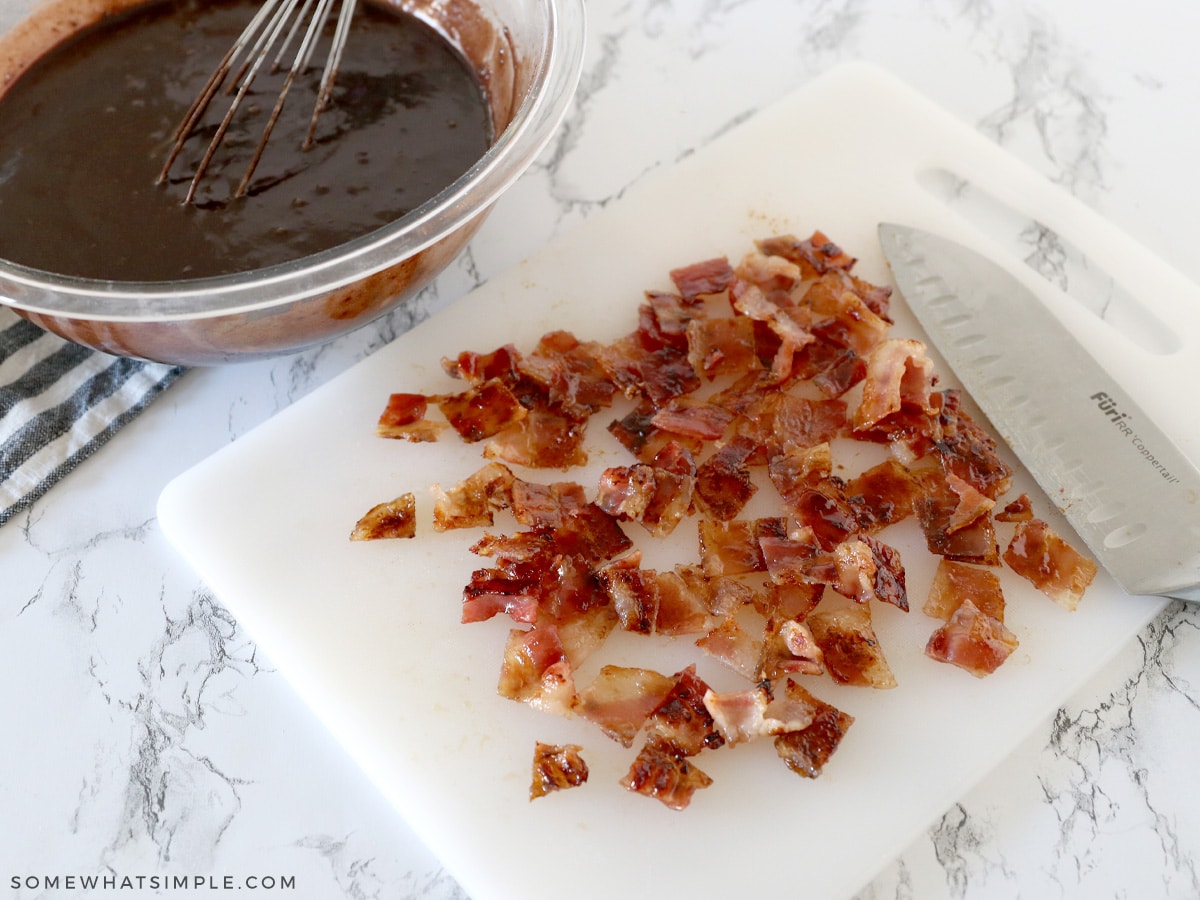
[878,222,1200,602]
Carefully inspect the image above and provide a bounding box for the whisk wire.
[159,0,356,204]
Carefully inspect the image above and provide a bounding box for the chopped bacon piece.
[925,598,1019,677]
[651,399,735,441]
[693,437,758,521]
[770,395,848,454]
[852,338,939,442]
[442,344,523,384]
[470,529,555,562]
[349,493,418,541]
[510,477,587,528]
[767,443,834,510]
[553,503,633,566]
[832,535,908,610]
[695,616,763,681]
[553,603,619,670]
[596,559,658,634]
[759,527,839,587]
[639,290,699,352]
[483,407,588,469]
[806,604,897,689]
[434,378,528,443]
[530,742,589,800]
[944,473,996,533]
[804,272,890,357]
[621,739,713,810]
[516,330,617,419]
[702,685,774,745]
[462,562,541,625]
[699,517,787,577]
[676,566,758,617]
[756,230,856,279]
[843,458,921,533]
[915,472,1001,566]
[729,281,815,381]
[595,464,658,521]
[734,250,803,293]
[800,340,868,398]
[669,256,735,301]
[788,488,859,551]
[759,617,825,680]
[653,568,715,636]
[575,665,676,747]
[996,493,1034,522]
[686,315,760,380]
[933,391,1014,499]
[755,581,824,621]
[601,344,703,405]
[497,625,576,715]
[432,462,515,531]
[772,679,855,778]
[1003,518,1097,610]
[643,665,724,755]
[924,559,1006,621]
[376,392,445,442]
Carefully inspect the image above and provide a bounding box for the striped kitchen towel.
[0,308,184,526]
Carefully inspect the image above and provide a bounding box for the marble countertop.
[4,1,1200,897]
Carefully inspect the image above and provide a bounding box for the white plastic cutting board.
[158,63,1195,900]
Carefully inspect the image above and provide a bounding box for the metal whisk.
[158,0,358,204]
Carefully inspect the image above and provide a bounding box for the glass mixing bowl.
[0,0,586,364]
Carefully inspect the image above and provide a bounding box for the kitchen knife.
[878,222,1200,603]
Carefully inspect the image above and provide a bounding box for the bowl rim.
[0,0,587,323]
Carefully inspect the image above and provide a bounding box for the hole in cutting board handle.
[916,167,1180,357]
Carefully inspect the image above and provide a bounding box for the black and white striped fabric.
[0,308,183,526]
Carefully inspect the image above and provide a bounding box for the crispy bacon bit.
[376,393,445,442]
[759,618,825,680]
[510,478,587,528]
[432,462,515,531]
[643,665,724,756]
[757,581,824,621]
[729,281,815,381]
[686,315,760,380]
[695,616,763,681]
[530,742,589,800]
[462,563,541,625]
[833,535,908,610]
[757,230,856,278]
[852,338,938,440]
[789,489,859,551]
[767,443,834,511]
[693,437,758,521]
[442,344,522,384]
[669,256,735,301]
[933,391,1014,499]
[596,559,658,634]
[497,625,576,715]
[806,604,897,689]
[925,598,1019,677]
[843,458,921,533]
[483,407,589,469]
[915,472,1001,566]
[517,330,617,419]
[699,517,786,577]
[772,679,855,778]
[736,250,803,293]
[434,378,528,443]
[651,399,735,441]
[996,492,1034,522]
[349,493,418,541]
[805,273,890,356]
[621,739,713,810]
[575,665,676,747]
[702,685,775,745]
[1003,518,1098,611]
[924,559,1006,621]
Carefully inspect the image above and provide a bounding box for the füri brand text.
[1090,391,1181,485]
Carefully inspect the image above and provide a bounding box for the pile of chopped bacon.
[352,229,1098,809]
